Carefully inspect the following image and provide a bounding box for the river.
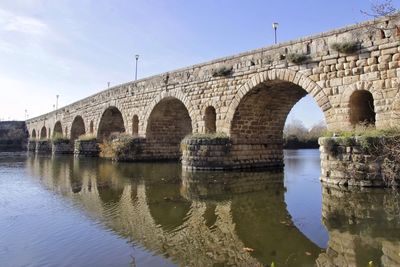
[0,150,399,266]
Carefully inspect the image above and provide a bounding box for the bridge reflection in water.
[26,155,400,267]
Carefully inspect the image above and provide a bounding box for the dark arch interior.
[132,115,139,135]
[31,129,37,139]
[349,90,375,126]
[97,107,125,141]
[146,97,192,159]
[89,121,94,134]
[40,126,47,139]
[53,121,63,137]
[70,116,86,141]
[204,106,216,133]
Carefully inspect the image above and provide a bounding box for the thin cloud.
[0,8,48,36]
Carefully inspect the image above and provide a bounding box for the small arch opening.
[89,121,94,134]
[132,115,139,135]
[71,116,86,141]
[349,90,375,126]
[53,121,63,137]
[48,128,51,138]
[204,106,216,133]
[40,126,47,139]
[97,106,125,141]
[380,29,386,39]
[31,129,37,139]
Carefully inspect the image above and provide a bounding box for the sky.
[0,0,396,128]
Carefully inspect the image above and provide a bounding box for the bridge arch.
[340,81,384,129]
[145,96,193,157]
[142,90,195,136]
[70,116,86,141]
[31,129,37,139]
[40,126,47,139]
[224,69,331,135]
[97,106,125,141]
[53,121,63,137]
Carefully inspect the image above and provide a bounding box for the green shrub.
[183,132,228,142]
[78,134,97,141]
[212,65,233,77]
[330,41,359,54]
[286,53,309,64]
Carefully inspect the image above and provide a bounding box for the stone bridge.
[26,14,400,170]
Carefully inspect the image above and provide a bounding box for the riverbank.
[0,121,28,151]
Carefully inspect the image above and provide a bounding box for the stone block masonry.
[319,136,400,187]
[25,14,400,174]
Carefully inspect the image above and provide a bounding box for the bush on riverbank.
[283,120,326,149]
[0,121,28,151]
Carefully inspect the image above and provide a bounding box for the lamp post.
[272,22,279,44]
[56,95,59,110]
[135,54,139,81]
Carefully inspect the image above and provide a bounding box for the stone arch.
[89,120,94,134]
[132,115,139,135]
[31,129,37,139]
[97,106,125,141]
[340,81,384,129]
[142,90,195,136]
[222,69,331,168]
[145,96,193,159]
[40,126,47,139]
[204,106,216,133]
[349,90,375,126]
[53,121,63,137]
[224,69,331,134]
[70,116,86,141]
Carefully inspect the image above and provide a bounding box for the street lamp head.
[135,54,139,60]
[272,22,279,29]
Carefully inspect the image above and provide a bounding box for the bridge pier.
[319,136,400,187]
[74,139,99,157]
[181,135,284,170]
[35,140,52,154]
[52,139,73,154]
[27,140,36,152]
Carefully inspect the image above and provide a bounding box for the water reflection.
[317,185,400,267]
[26,156,321,266]
[21,154,400,267]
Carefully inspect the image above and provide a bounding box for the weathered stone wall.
[25,14,400,168]
[319,136,400,187]
[35,140,52,154]
[74,139,99,157]
[181,136,233,170]
[52,139,73,154]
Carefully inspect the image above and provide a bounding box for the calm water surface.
[0,150,399,267]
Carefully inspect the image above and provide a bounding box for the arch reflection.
[31,156,400,266]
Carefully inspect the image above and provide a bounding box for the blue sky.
[0,0,394,128]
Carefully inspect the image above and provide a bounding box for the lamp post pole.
[56,95,59,110]
[272,22,279,44]
[135,54,139,81]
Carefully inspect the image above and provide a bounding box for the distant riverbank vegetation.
[283,120,327,149]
